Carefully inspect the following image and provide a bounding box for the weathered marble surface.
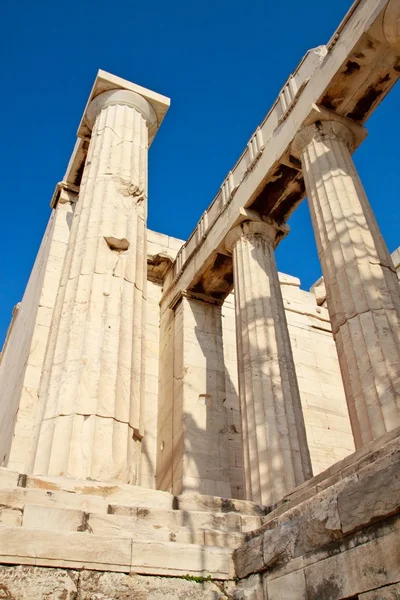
[0,567,228,600]
[30,86,168,484]
[293,114,400,448]
[233,429,400,599]
[226,219,312,506]
[0,199,75,473]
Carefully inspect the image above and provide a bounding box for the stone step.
[21,472,174,509]
[0,486,261,536]
[176,492,265,517]
[109,504,262,533]
[0,468,263,516]
[21,504,245,548]
[0,486,108,514]
[0,525,234,579]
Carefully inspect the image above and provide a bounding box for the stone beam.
[161,0,400,307]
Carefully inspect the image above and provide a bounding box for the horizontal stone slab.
[88,512,244,548]
[0,525,132,572]
[177,492,265,516]
[23,474,174,509]
[109,505,243,532]
[23,504,85,532]
[131,540,233,579]
[0,526,234,579]
[0,487,107,513]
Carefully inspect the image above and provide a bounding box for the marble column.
[225,220,312,506]
[293,117,400,448]
[31,89,156,482]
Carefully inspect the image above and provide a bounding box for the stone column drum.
[293,117,400,448]
[225,220,312,506]
[30,90,156,482]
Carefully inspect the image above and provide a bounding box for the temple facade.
[0,0,400,598]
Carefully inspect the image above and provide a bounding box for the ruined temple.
[0,0,400,598]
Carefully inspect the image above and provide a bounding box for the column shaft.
[31,91,152,481]
[227,221,312,506]
[297,119,400,447]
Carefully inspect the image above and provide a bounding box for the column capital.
[291,104,367,158]
[86,89,157,131]
[78,69,170,145]
[225,218,289,254]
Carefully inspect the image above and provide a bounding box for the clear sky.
[1,0,399,345]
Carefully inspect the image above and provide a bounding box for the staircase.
[0,468,265,580]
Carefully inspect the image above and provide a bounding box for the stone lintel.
[169,289,224,311]
[77,69,170,145]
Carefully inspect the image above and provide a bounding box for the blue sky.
[1,0,399,344]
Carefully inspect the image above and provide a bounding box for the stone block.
[0,525,132,571]
[230,573,264,599]
[338,461,400,534]
[265,569,307,600]
[0,507,22,526]
[241,515,263,533]
[130,541,233,579]
[88,512,206,544]
[292,348,317,367]
[25,474,174,509]
[304,527,400,600]
[262,521,298,570]
[204,529,243,549]
[0,487,107,513]
[236,481,345,579]
[311,427,354,450]
[177,492,265,516]
[0,566,79,600]
[360,582,400,599]
[23,504,85,532]
[234,533,264,578]
[110,505,243,533]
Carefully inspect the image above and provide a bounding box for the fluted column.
[31,89,156,482]
[293,117,400,448]
[225,220,312,506]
